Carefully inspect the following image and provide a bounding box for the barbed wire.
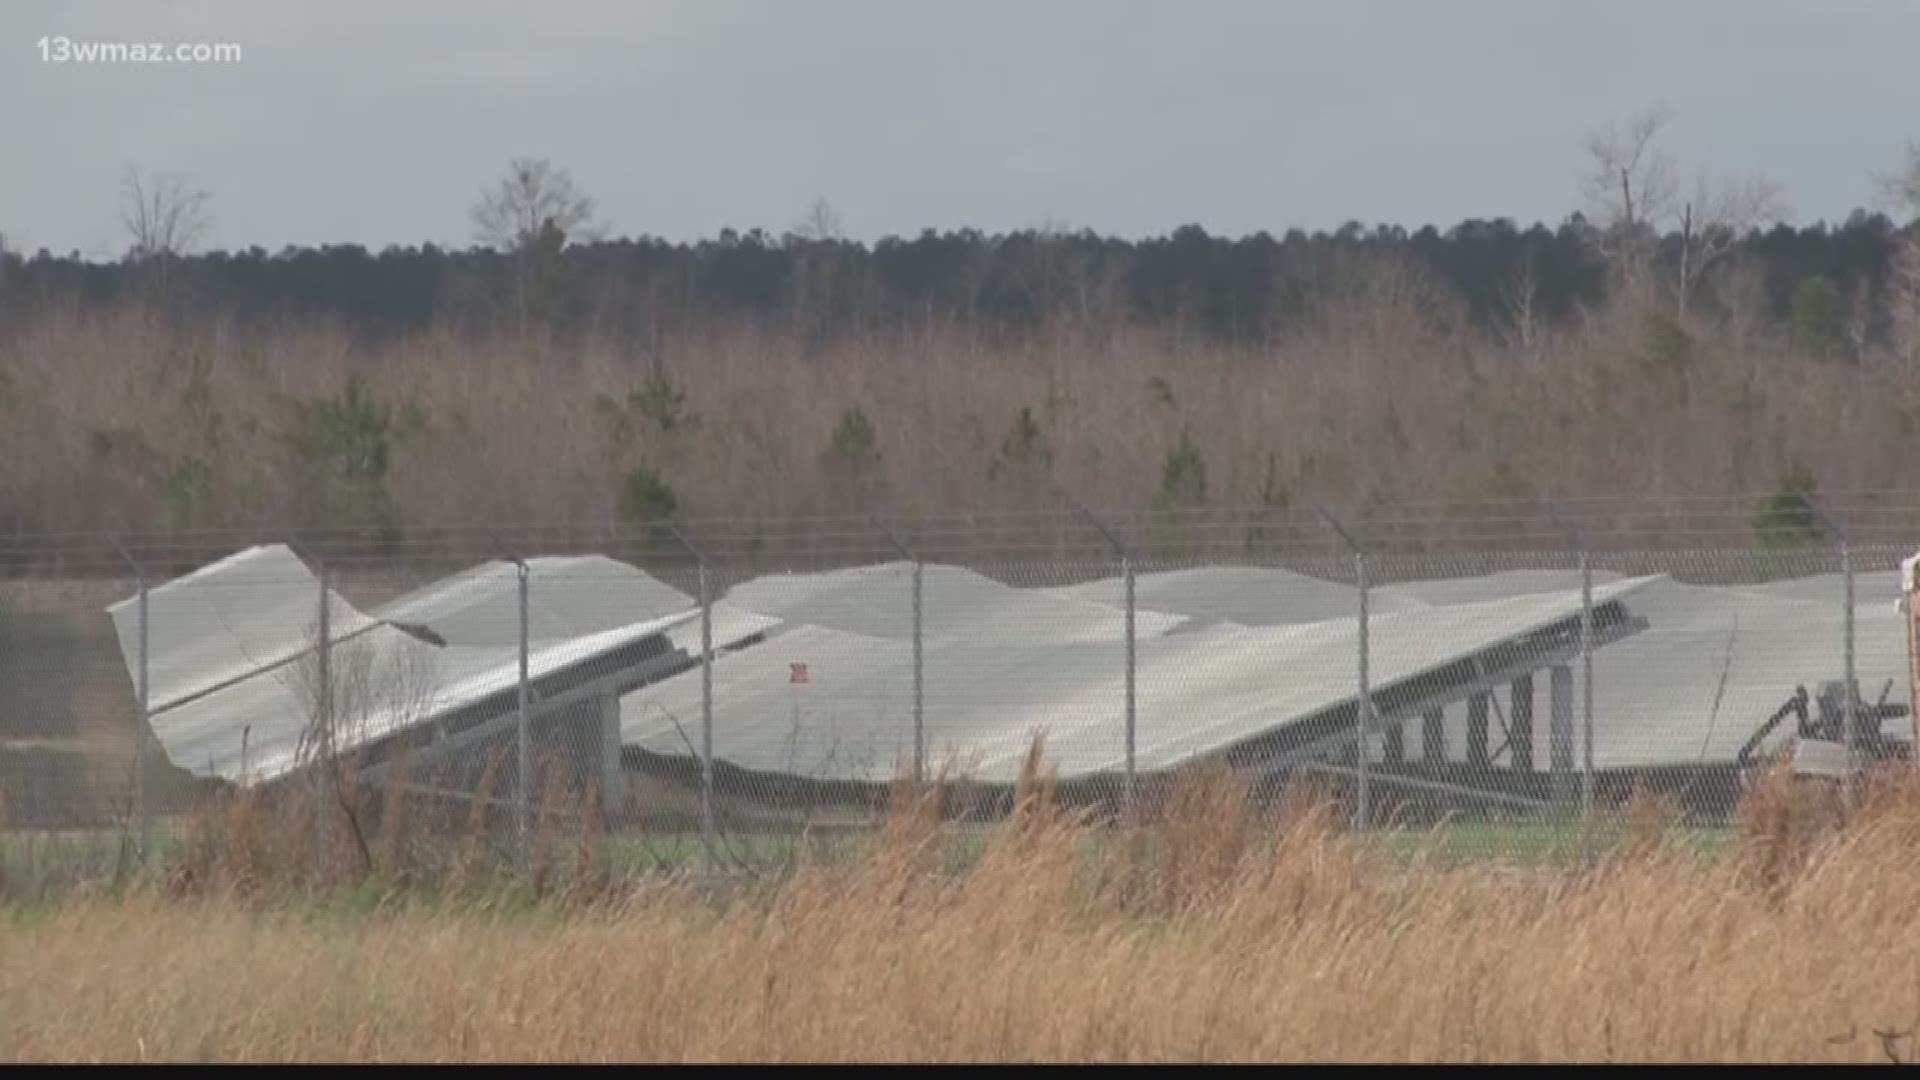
[0,494,1916,578]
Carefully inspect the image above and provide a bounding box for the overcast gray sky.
[5,0,1917,258]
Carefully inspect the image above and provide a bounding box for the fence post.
[1316,504,1369,831]
[115,542,153,862]
[1125,553,1136,815]
[1843,534,1858,807]
[1073,504,1134,819]
[874,517,926,792]
[1808,496,1857,810]
[668,525,716,873]
[513,555,531,864]
[1581,545,1594,821]
[1540,500,1592,822]
[302,543,335,863]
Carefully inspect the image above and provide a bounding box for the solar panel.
[105,544,376,712]
[107,546,1915,797]
[373,554,696,647]
[622,577,1659,784]
[108,546,777,784]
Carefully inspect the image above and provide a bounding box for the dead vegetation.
[3,754,1920,1060]
[5,286,1920,547]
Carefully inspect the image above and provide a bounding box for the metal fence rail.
[1,497,1914,875]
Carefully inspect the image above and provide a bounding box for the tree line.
[0,206,1913,347]
[2,105,1918,356]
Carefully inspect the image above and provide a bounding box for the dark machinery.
[1737,679,1913,774]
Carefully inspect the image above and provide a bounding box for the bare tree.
[1581,105,1678,297]
[471,157,601,330]
[1675,171,1785,324]
[1846,280,1873,362]
[1882,142,1920,362]
[1718,253,1771,361]
[471,157,600,252]
[1498,248,1541,352]
[1582,106,1785,323]
[787,198,850,344]
[118,165,212,262]
[790,197,845,243]
[1013,217,1076,322]
[1881,141,1920,219]
[1319,245,1463,341]
[1057,232,1121,327]
[1892,239,1920,364]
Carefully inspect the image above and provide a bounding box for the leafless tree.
[471,157,601,252]
[1718,254,1770,362]
[1581,105,1678,296]
[471,157,602,330]
[791,197,845,243]
[1498,248,1541,352]
[1882,141,1920,219]
[118,165,212,262]
[1882,142,1920,362]
[1674,172,1785,324]
[787,198,850,345]
[1013,217,1077,321]
[1891,241,1920,364]
[1581,106,1786,324]
[1318,246,1463,342]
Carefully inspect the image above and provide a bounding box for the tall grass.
[6,762,1920,1060]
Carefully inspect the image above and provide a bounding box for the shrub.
[1151,430,1209,523]
[1753,469,1824,550]
[617,465,679,536]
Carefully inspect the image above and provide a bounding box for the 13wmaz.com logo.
[38,36,243,64]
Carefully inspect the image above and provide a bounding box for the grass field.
[1,810,1738,894]
[0,764,1913,1061]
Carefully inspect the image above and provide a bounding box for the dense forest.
[1,210,1914,349]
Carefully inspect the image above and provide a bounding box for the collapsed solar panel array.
[105,545,1915,791]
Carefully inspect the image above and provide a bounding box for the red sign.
[790,662,810,685]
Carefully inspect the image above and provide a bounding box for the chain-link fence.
[3,496,1916,880]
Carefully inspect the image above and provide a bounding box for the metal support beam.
[1467,693,1490,767]
[598,693,623,822]
[1510,673,1534,772]
[1289,760,1549,812]
[1551,664,1575,811]
[1421,707,1446,763]
[354,632,702,791]
[1250,616,1645,782]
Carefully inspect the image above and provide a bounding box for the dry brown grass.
[7,765,1920,1061]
